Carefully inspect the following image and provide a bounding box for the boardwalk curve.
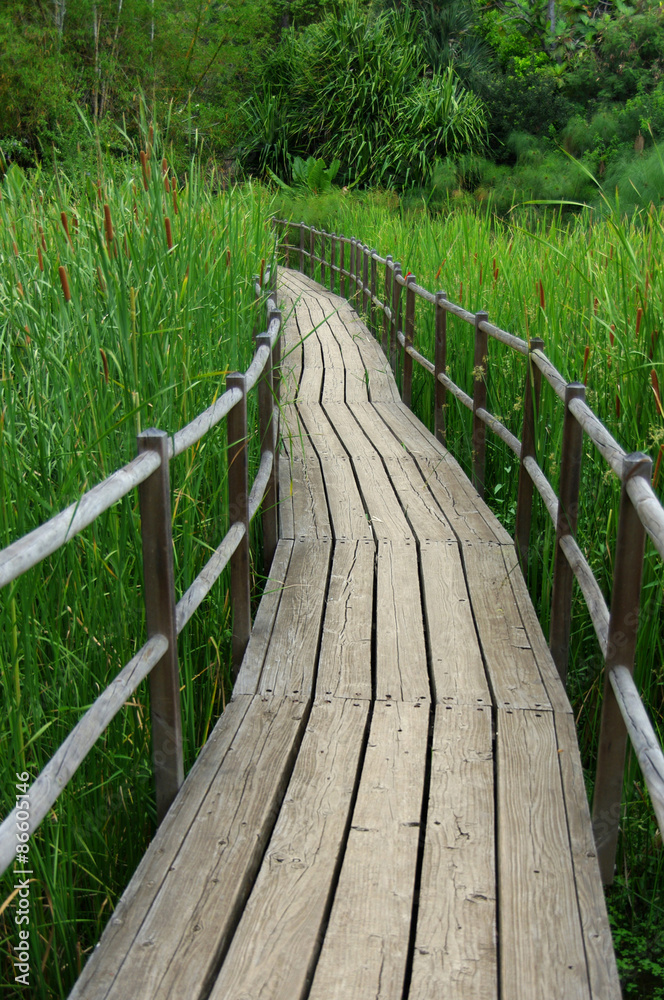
[69,268,621,1000]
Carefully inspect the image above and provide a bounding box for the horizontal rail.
[531,348,567,401]
[626,474,664,561]
[568,396,625,480]
[559,534,610,657]
[172,387,242,458]
[437,371,473,411]
[245,344,271,393]
[523,454,558,523]
[248,450,274,522]
[475,408,522,457]
[608,665,664,834]
[0,451,161,589]
[0,632,168,877]
[175,522,246,635]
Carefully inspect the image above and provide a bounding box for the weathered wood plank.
[314,296,372,404]
[497,709,590,1000]
[323,403,413,542]
[233,539,294,697]
[553,711,621,999]
[302,294,347,405]
[296,298,325,404]
[376,541,430,703]
[420,540,491,706]
[462,542,552,711]
[410,704,497,1000]
[282,420,332,542]
[68,694,252,999]
[298,403,372,540]
[207,698,370,1000]
[502,545,573,715]
[351,402,457,542]
[278,440,295,540]
[258,539,332,699]
[308,701,429,1000]
[317,539,375,701]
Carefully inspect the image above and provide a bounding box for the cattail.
[610,325,615,347]
[538,279,545,310]
[164,174,170,195]
[103,203,114,246]
[165,216,173,250]
[58,265,71,302]
[593,297,599,314]
[653,444,664,490]
[12,241,18,256]
[100,348,109,385]
[651,369,664,417]
[97,265,106,292]
[172,183,178,216]
[140,150,149,191]
[39,225,47,252]
[148,124,154,146]
[37,245,44,271]
[459,281,463,303]
[435,261,445,280]
[60,211,73,249]
[226,248,231,267]
[162,157,168,176]
[636,307,643,338]
[582,345,591,385]
[479,264,483,287]
[17,281,23,297]
[97,181,103,203]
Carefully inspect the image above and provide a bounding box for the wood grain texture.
[317,539,375,701]
[296,297,325,403]
[277,440,295,540]
[298,403,372,540]
[553,711,622,999]
[376,541,430,703]
[208,698,370,1000]
[420,540,491,706]
[502,545,573,715]
[497,709,590,1000]
[68,694,252,1000]
[308,701,429,1000]
[233,539,294,697]
[258,539,332,699]
[324,403,413,542]
[410,704,497,1000]
[462,542,552,711]
[283,421,331,542]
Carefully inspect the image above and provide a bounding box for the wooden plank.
[373,403,512,544]
[502,545,573,715]
[420,540,491,707]
[302,294,347,405]
[207,698,370,1000]
[282,419,331,542]
[233,539,294,697]
[317,539,375,701]
[69,694,254,999]
[376,541,430,703]
[295,297,325,404]
[497,709,590,1000]
[259,539,332,699]
[98,696,309,1000]
[323,403,413,542]
[298,403,372,541]
[316,297,371,404]
[278,440,295,540]
[334,305,399,403]
[462,542,552,711]
[410,704,497,1000]
[308,701,429,1000]
[351,403,456,542]
[553,711,622,999]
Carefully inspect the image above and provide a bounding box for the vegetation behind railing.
[276,218,664,886]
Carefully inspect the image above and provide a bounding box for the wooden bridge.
[66,267,621,999]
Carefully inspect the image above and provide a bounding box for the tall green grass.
[0,138,276,996]
[277,191,664,994]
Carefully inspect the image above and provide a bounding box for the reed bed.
[278,193,664,987]
[0,141,276,996]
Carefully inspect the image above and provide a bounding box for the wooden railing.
[0,273,282,877]
[276,219,664,884]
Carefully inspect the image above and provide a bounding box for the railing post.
[284,223,290,270]
[434,292,447,444]
[227,372,251,678]
[257,333,279,571]
[270,308,282,410]
[362,245,369,315]
[592,452,652,883]
[330,234,336,293]
[515,337,544,573]
[299,222,304,274]
[340,238,346,300]
[472,311,489,498]
[137,428,183,824]
[383,255,393,349]
[320,230,326,287]
[349,239,356,303]
[309,227,315,281]
[390,263,402,375]
[549,382,585,684]
[370,250,377,336]
[403,274,416,409]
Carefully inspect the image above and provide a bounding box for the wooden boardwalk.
[69,269,621,999]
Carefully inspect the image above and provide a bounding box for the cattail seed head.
[39,225,47,252]
[37,245,44,271]
[58,265,71,302]
[172,184,178,216]
[103,203,114,246]
[165,217,173,250]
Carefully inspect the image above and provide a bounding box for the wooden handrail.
[0,275,283,877]
[276,218,664,883]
